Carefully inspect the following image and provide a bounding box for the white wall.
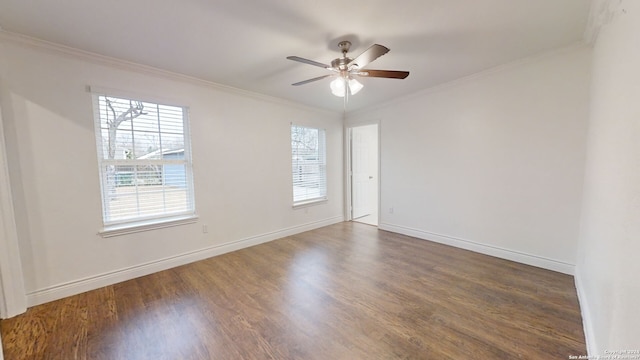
[348,46,591,274]
[577,0,640,354]
[0,33,343,306]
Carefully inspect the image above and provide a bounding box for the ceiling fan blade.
[292,74,334,86]
[356,69,410,79]
[347,44,390,69]
[287,56,331,69]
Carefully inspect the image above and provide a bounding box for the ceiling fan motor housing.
[331,57,352,72]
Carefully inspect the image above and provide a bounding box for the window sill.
[99,215,199,238]
[293,198,328,209]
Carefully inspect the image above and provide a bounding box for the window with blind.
[92,93,195,230]
[291,125,327,206]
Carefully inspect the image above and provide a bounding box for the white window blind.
[291,125,327,205]
[93,94,195,227]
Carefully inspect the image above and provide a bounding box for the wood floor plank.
[1,222,586,359]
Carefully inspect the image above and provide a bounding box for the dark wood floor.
[1,222,586,359]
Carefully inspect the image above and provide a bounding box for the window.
[92,93,195,231]
[291,125,327,206]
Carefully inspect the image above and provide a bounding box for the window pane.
[94,94,195,226]
[106,193,140,221]
[291,125,327,205]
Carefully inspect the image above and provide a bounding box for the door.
[351,124,378,223]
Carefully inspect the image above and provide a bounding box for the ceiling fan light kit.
[330,77,363,97]
[287,40,409,99]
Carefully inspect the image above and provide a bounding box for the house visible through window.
[93,94,195,229]
[291,125,327,206]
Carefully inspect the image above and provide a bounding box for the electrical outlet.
[202,224,208,233]
[389,207,394,214]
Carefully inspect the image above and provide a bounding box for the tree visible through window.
[93,94,195,227]
[291,125,327,205]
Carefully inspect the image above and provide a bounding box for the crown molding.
[0,30,338,117]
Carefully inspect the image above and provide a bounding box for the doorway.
[350,124,379,226]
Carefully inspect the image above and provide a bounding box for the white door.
[351,124,378,221]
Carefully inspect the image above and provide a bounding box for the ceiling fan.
[287,41,409,98]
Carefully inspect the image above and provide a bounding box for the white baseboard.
[378,223,575,275]
[26,216,344,307]
[574,268,597,357]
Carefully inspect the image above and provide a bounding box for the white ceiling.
[0,0,591,113]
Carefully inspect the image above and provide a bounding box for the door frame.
[0,102,27,320]
[344,120,381,224]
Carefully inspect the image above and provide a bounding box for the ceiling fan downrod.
[331,41,353,73]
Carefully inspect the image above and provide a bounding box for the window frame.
[291,124,327,207]
[91,90,197,236]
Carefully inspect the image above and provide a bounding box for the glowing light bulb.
[330,77,346,97]
[330,77,364,97]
